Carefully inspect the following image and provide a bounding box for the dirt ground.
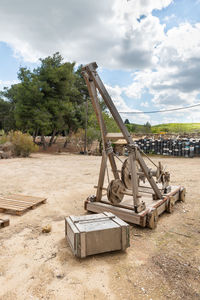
[0,153,200,300]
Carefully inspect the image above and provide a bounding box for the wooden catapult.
[82,62,186,229]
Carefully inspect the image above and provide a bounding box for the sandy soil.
[0,153,200,300]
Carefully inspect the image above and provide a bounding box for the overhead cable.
[119,103,200,114]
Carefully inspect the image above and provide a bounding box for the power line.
[119,103,200,114]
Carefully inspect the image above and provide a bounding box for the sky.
[0,0,200,125]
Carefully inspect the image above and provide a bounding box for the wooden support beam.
[106,133,125,140]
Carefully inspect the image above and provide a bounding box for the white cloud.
[124,22,200,110]
[105,84,150,124]
[105,84,127,112]
[0,80,18,90]
[141,101,149,107]
[1,0,200,124]
[163,14,176,22]
[0,0,172,68]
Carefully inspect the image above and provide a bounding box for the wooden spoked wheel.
[121,158,141,190]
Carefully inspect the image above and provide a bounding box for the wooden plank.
[110,213,130,249]
[96,151,107,201]
[5,194,47,202]
[0,198,35,207]
[129,153,140,207]
[83,73,119,193]
[100,199,136,211]
[0,201,26,210]
[0,198,45,210]
[0,197,45,208]
[144,186,182,217]
[106,133,124,140]
[156,200,168,216]
[86,201,142,225]
[80,232,86,258]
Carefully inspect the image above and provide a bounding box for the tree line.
[124,119,152,133]
[0,53,89,148]
[0,52,120,149]
[0,52,152,150]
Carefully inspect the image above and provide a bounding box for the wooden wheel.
[107,179,125,205]
[121,158,143,189]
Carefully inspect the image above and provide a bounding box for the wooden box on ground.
[0,218,9,229]
[65,212,130,258]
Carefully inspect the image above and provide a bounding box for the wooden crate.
[65,212,130,258]
[0,218,10,228]
[0,194,47,215]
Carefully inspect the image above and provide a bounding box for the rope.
[113,152,124,164]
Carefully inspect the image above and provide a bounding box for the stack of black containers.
[135,138,200,157]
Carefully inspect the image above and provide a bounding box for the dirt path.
[0,153,200,300]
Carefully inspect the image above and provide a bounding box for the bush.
[0,134,7,144]
[0,131,38,157]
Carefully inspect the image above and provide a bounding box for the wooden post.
[84,99,88,154]
[129,152,140,207]
[82,71,119,202]
[96,150,107,201]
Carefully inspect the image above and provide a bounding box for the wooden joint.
[167,196,175,213]
[147,208,158,229]
[179,188,186,202]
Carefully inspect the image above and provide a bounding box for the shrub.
[0,131,38,157]
[0,134,7,144]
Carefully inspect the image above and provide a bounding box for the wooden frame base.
[85,186,186,229]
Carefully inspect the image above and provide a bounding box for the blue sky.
[153,0,200,31]
[0,0,200,125]
[0,43,36,80]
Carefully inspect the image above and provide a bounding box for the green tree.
[1,54,125,152]
[124,118,130,124]
[144,121,151,133]
[0,98,13,131]
[2,53,84,149]
[62,64,92,148]
[36,53,79,146]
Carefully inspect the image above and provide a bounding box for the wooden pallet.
[0,194,47,215]
[0,218,10,228]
